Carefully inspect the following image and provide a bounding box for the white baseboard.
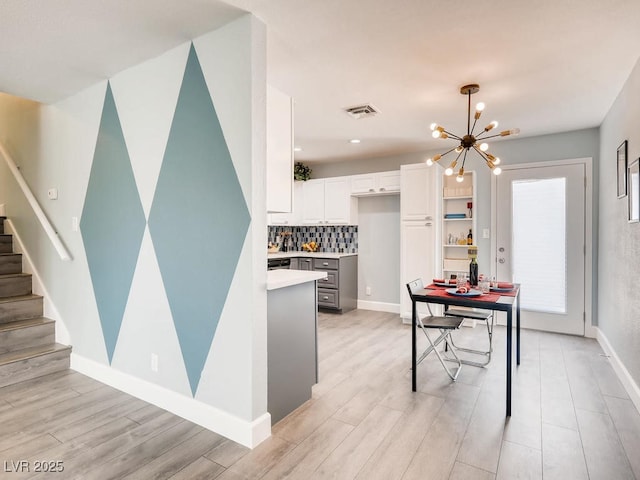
[357,300,400,314]
[595,327,640,413]
[71,353,271,448]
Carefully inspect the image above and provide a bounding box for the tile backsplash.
[268,225,358,253]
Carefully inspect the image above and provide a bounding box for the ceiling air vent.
[344,103,379,119]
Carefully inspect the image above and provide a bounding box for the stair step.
[0,343,72,389]
[0,317,55,355]
[0,234,12,254]
[0,253,22,275]
[0,273,32,298]
[0,294,43,323]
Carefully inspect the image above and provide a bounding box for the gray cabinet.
[289,255,357,313]
[312,256,357,313]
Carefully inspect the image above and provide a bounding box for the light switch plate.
[483,228,490,239]
[48,188,58,200]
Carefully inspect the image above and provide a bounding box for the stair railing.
[0,140,72,261]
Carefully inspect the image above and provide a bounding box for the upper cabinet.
[266,85,293,213]
[400,163,436,221]
[350,170,401,196]
[302,177,358,225]
[268,181,304,225]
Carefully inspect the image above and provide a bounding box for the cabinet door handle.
[368,188,375,192]
[380,187,386,191]
[322,262,329,266]
[322,296,329,300]
[425,222,433,226]
[425,215,433,220]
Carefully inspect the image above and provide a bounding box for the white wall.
[598,56,640,393]
[357,195,400,311]
[0,14,269,448]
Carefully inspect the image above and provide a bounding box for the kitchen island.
[266,269,327,424]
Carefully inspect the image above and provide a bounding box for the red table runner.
[425,283,518,303]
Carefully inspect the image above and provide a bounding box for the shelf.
[443,218,471,222]
[444,244,473,248]
[443,195,473,200]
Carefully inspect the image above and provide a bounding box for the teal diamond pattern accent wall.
[81,82,147,363]
[148,44,251,396]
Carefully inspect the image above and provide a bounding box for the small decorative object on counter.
[302,241,319,252]
[467,201,473,218]
[294,162,312,181]
[281,231,292,252]
[468,246,478,286]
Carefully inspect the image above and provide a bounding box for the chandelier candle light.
[427,84,520,181]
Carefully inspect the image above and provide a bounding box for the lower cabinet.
[291,256,357,313]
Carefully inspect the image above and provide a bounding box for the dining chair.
[444,307,494,367]
[406,279,463,381]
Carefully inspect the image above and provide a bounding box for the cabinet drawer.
[313,258,339,270]
[317,288,339,309]
[316,270,338,289]
[298,258,314,270]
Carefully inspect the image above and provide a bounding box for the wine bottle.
[467,229,473,245]
[469,257,478,286]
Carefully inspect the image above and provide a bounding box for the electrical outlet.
[151,353,159,372]
[48,188,58,200]
[483,228,490,239]
[365,286,371,296]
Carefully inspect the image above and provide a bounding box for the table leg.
[516,289,521,365]
[506,307,512,416]
[412,300,417,392]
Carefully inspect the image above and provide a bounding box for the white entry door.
[495,162,586,335]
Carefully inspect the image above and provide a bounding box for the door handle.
[499,258,506,264]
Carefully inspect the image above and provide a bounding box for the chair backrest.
[406,278,424,299]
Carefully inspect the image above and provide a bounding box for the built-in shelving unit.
[441,171,476,278]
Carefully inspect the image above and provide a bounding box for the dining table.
[410,282,521,416]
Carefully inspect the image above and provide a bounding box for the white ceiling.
[2,0,640,164]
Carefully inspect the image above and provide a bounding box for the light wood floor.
[1,309,639,479]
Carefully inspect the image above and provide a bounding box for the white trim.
[0,141,72,261]
[70,353,271,448]
[4,218,71,345]
[357,300,400,314]
[491,157,594,336]
[596,327,640,413]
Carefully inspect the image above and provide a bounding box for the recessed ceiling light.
[349,139,361,144]
[294,147,302,152]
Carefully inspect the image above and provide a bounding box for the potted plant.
[294,162,311,181]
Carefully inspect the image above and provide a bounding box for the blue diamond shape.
[81,82,146,363]
[148,44,251,396]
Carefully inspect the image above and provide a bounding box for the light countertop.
[267,269,328,290]
[267,251,357,259]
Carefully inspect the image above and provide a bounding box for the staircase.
[0,216,71,388]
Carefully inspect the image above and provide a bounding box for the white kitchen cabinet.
[400,221,437,321]
[400,162,440,321]
[302,177,357,225]
[400,163,436,221]
[350,170,400,196]
[268,181,304,225]
[266,85,294,213]
[301,179,326,223]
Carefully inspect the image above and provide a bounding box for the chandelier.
[426,84,520,181]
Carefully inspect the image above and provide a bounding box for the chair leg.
[448,315,495,367]
[416,329,462,381]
